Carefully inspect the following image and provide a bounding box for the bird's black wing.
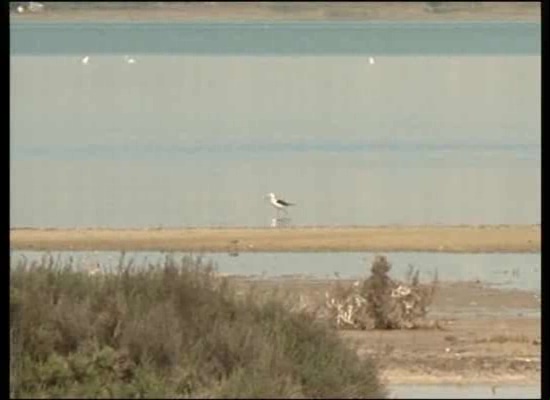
[277,199,295,206]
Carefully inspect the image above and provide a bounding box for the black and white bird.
[265,192,295,216]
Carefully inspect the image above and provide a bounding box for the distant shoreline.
[10,225,540,253]
[9,2,540,23]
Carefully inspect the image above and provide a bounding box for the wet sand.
[349,317,540,385]
[10,225,540,253]
[346,283,540,385]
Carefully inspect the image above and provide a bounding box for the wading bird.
[265,192,295,217]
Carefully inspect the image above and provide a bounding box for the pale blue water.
[10,21,540,55]
[10,250,541,320]
[389,383,540,399]
[10,22,540,228]
[10,250,541,293]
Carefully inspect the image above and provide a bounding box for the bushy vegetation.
[10,254,386,399]
[324,255,438,330]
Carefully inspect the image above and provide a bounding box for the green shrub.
[10,254,386,398]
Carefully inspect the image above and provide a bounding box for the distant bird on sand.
[368,56,375,65]
[124,55,136,64]
[265,192,295,216]
[81,56,90,65]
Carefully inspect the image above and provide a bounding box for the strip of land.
[10,2,540,22]
[10,225,540,253]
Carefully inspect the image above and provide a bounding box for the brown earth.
[10,225,540,253]
[10,2,540,22]
[231,278,541,385]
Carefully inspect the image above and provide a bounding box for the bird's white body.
[266,192,295,215]
[81,56,90,65]
[269,195,285,210]
[369,56,375,65]
[125,55,136,64]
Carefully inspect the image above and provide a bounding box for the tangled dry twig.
[324,255,438,330]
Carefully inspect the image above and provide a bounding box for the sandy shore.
[10,225,540,253]
[10,2,540,22]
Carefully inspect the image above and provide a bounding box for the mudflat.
[345,317,540,385]
[10,225,540,253]
[232,278,541,385]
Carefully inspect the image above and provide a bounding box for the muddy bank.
[233,278,540,385]
[10,225,540,253]
[348,317,540,385]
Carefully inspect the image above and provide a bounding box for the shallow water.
[388,383,540,399]
[10,22,540,228]
[10,250,541,293]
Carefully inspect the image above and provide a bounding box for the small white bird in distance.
[369,56,375,65]
[265,192,296,216]
[81,56,90,65]
[125,55,136,64]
